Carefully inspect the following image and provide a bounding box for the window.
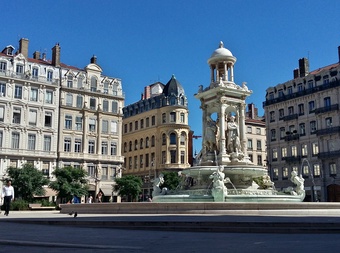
[42,162,50,176]
[308,101,315,112]
[129,122,132,132]
[298,104,304,115]
[140,155,144,167]
[145,154,149,167]
[134,140,138,150]
[66,94,73,106]
[272,149,278,161]
[140,138,143,149]
[249,154,253,162]
[180,132,186,145]
[308,80,314,89]
[330,163,337,176]
[247,126,252,133]
[310,121,317,133]
[27,134,36,150]
[102,120,108,133]
[170,133,176,144]
[140,119,144,129]
[111,121,117,134]
[162,133,166,145]
[288,106,294,115]
[280,127,285,139]
[299,123,305,136]
[326,117,332,128]
[90,98,96,110]
[323,75,329,85]
[281,147,287,158]
[0,61,7,72]
[75,139,82,153]
[135,121,138,130]
[314,164,320,177]
[170,112,176,122]
[181,151,185,164]
[301,144,308,157]
[111,142,117,155]
[128,157,132,169]
[45,90,53,104]
[44,136,51,151]
[65,115,72,129]
[269,111,275,122]
[28,109,37,126]
[31,67,38,78]
[270,129,276,141]
[282,167,289,179]
[102,141,108,155]
[247,139,253,150]
[302,165,309,177]
[279,109,284,119]
[180,113,185,123]
[257,155,262,166]
[170,150,176,163]
[47,70,53,82]
[162,113,166,123]
[112,101,118,113]
[129,141,132,151]
[152,116,155,125]
[269,92,274,100]
[288,86,293,94]
[88,140,95,154]
[0,82,6,97]
[90,76,97,92]
[291,145,297,157]
[103,100,109,112]
[75,116,82,131]
[16,64,23,74]
[151,136,155,147]
[145,137,150,148]
[76,95,83,108]
[297,83,303,92]
[256,128,261,135]
[0,131,2,147]
[11,132,20,149]
[134,156,138,169]
[324,97,331,107]
[104,81,109,94]
[89,119,96,132]
[101,167,108,180]
[14,85,22,99]
[64,138,71,152]
[124,124,127,133]
[312,142,319,156]
[0,106,4,122]
[278,89,284,97]
[67,75,73,88]
[30,88,38,101]
[13,108,21,124]
[87,165,95,177]
[256,140,261,151]
[273,168,279,180]
[77,77,83,88]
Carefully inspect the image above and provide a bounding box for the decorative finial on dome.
[219,41,224,48]
[172,74,176,79]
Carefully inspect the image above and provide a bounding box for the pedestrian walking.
[2,179,14,216]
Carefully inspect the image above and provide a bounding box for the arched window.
[170,96,176,105]
[151,136,155,147]
[180,132,186,145]
[170,133,176,145]
[124,142,127,152]
[180,96,185,105]
[140,138,143,149]
[129,141,132,151]
[134,140,138,150]
[145,137,149,148]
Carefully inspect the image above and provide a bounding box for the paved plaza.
[0,211,340,252]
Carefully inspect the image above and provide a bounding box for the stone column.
[223,62,227,81]
[230,65,234,82]
[210,65,214,82]
[219,105,226,155]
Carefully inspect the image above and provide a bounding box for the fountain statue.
[152,42,305,203]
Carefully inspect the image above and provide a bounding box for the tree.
[49,166,88,203]
[114,175,142,202]
[5,163,50,202]
[162,171,181,190]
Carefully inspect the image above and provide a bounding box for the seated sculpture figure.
[209,166,230,202]
[152,173,168,198]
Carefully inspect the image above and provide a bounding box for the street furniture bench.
[28,203,56,210]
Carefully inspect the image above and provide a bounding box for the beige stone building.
[0,39,60,195]
[58,54,124,202]
[122,76,190,199]
[264,46,340,202]
[245,103,267,167]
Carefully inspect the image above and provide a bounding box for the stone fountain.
[153,41,305,203]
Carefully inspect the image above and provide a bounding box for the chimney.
[338,46,340,63]
[90,55,97,64]
[144,86,151,99]
[19,38,29,59]
[52,43,61,67]
[299,57,309,77]
[293,68,300,79]
[33,51,40,60]
[247,103,256,119]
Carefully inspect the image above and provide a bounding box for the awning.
[100,188,112,196]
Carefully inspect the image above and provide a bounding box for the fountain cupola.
[208,41,237,84]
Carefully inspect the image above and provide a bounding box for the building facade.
[0,38,125,202]
[245,103,267,167]
[264,46,340,202]
[122,75,190,200]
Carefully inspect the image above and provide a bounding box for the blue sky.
[1,0,340,152]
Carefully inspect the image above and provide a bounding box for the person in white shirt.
[2,179,14,216]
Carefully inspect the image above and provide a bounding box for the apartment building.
[122,75,190,199]
[0,38,124,202]
[264,46,340,202]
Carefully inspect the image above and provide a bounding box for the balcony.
[314,104,339,114]
[316,126,340,136]
[318,150,340,159]
[282,156,301,163]
[284,132,300,141]
[283,114,298,121]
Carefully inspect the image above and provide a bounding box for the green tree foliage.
[49,166,88,202]
[5,163,50,202]
[114,175,142,202]
[162,171,181,190]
